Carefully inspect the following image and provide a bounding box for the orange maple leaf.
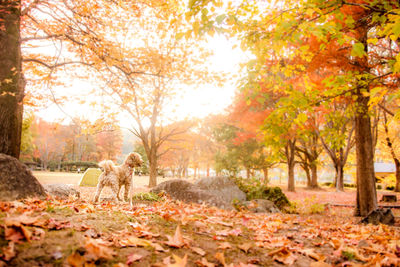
[165,225,186,248]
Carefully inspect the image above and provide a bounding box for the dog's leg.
[94,180,105,202]
[116,185,122,201]
[124,180,131,202]
[110,179,120,202]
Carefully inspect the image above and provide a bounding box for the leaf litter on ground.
[0,191,399,266]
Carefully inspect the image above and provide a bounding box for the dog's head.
[124,152,143,168]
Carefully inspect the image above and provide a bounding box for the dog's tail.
[98,160,115,174]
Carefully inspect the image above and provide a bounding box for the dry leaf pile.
[0,195,399,266]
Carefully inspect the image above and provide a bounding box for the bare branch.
[22,58,93,69]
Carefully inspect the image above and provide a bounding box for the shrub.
[131,192,163,202]
[322,182,332,187]
[381,174,396,190]
[231,176,290,210]
[291,196,326,215]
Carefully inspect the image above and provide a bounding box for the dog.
[93,152,143,202]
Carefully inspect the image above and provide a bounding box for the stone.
[380,194,397,203]
[243,199,281,213]
[360,208,395,225]
[44,184,80,199]
[0,153,46,201]
[150,179,232,209]
[194,176,246,203]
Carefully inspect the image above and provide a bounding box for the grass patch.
[231,177,290,209]
[131,192,163,202]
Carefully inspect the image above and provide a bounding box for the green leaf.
[351,43,366,58]
[215,14,226,24]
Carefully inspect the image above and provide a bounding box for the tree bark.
[382,110,400,192]
[353,24,377,217]
[148,149,157,187]
[246,168,250,179]
[354,94,377,216]
[310,163,318,188]
[0,1,23,159]
[395,161,400,192]
[302,163,311,187]
[286,140,296,192]
[262,167,269,184]
[335,163,344,191]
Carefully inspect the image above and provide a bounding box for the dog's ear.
[131,152,143,166]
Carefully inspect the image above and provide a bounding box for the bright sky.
[35,35,248,126]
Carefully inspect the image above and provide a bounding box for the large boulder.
[150,179,232,209]
[194,176,246,203]
[44,184,80,199]
[0,153,46,201]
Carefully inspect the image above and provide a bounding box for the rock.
[0,153,46,201]
[150,179,232,209]
[243,199,281,213]
[360,208,395,225]
[44,184,80,199]
[380,194,397,203]
[194,176,246,203]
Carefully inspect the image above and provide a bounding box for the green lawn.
[33,171,82,185]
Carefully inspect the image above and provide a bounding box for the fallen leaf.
[67,252,86,267]
[215,252,226,266]
[272,252,297,265]
[238,243,253,253]
[165,225,186,248]
[85,238,116,260]
[267,247,286,256]
[32,227,45,241]
[113,263,128,267]
[119,236,154,248]
[153,242,168,252]
[5,227,25,243]
[168,254,188,267]
[20,225,32,242]
[268,247,297,265]
[51,251,63,260]
[309,262,332,267]
[195,257,215,267]
[46,218,71,230]
[191,246,206,256]
[126,253,143,265]
[4,214,40,227]
[218,242,232,250]
[1,242,15,261]
[300,248,325,261]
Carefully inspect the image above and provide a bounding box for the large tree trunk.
[354,95,377,216]
[353,24,377,217]
[0,1,23,159]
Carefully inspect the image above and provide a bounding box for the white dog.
[93,152,143,202]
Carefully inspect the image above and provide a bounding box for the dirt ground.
[0,172,399,266]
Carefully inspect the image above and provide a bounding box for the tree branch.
[22,58,94,69]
